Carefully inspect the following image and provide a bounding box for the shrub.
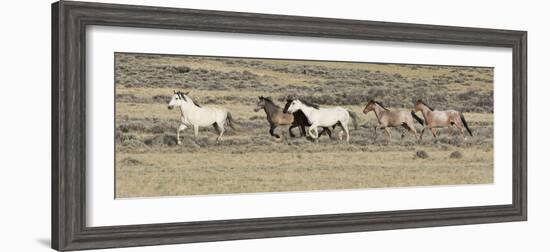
[150,125,165,134]
[117,133,144,147]
[121,157,142,165]
[144,134,178,146]
[116,132,137,142]
[116,93,137,102]
[450,151,463,159]
[152,95,170,104]
[173,66,191,74]
[415,150,429,159]
[118,122,146,133]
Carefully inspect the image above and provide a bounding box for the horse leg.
[288,125,297,138]
[318,127,332,138]
[408,123,420,141]
[213,123,221,135]
[177,124,187,145]
[341,122,350,142]
[335,122,345,141]
[448,125,455,136]
[216,124,225,141]
[300,125,307,137]
[193,125,200,138]
[212,123,221,141]
[322,127,332,139]
[269,124,280,138]
[384,127,391,141]
[430,127,438,138]
[400,125,410,143]
[308,126,319,139]
[313,127,320,139]
[454,120,467,140]
[455,123,466,140]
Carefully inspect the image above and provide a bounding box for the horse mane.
[259,96,280,109]
[418,100,434,111]
[175,91,187,101]
[372,100,390,111]
[300,99,320,109]
[176,91,201,107]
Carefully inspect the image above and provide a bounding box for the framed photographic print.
[52,1,527,251]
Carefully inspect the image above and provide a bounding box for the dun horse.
[414,100,473,140]
[254,96,331,138]
[168,91,236,143]
[362,100,424,141]
[284,99,358,142]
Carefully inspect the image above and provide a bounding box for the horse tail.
[226,111,236,130]
[411,111,424,125]
[460,113,473,136]
[347,110,359,130]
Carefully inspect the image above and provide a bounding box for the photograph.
[38,0,536,251]
[114,52,494,198]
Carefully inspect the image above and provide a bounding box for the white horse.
[167,91,235,143]
[284,99,358,141]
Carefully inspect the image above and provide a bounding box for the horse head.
[167,90,190,110]
[254,96,267,112]
[282,99,293,113]
[284,99,302,113]
[363,100,377,114]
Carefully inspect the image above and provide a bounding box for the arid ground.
[115,53,494,198]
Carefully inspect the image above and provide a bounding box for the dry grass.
[116,147,493,197]
[115,53,494,198]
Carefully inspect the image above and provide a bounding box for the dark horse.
[254,96,331,138]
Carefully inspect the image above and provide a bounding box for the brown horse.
[414,100,473,140]
[254,96,331,138]
[363,100,424,141]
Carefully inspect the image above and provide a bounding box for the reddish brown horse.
[414,100,473,140]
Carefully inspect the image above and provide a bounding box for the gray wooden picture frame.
[52,1,527,251]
